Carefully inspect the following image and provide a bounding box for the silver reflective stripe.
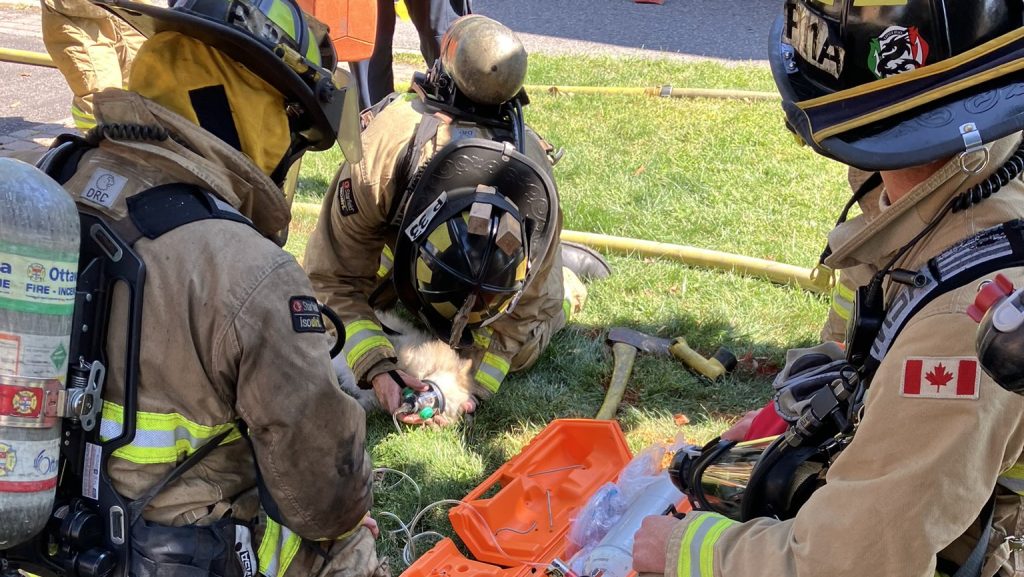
[999,476,1024,495]
[686,516,719,577]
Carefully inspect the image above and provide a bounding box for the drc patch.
[289,296,326,333]
[901,357,979,400]
[82,169,128,209]
[338,178,359,216]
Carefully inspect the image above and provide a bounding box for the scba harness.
[2,133,270,577]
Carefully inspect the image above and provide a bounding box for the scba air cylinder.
[0,159,79,550]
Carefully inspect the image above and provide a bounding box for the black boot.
[560,241,612,281]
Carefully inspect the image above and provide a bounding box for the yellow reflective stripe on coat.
[676,512,737,577]
[344,320,394,367]
[999,463,1024,494]
[831,282,855,322]
[475,352,510,394]
[377,245,394,279]
[562,296,573,322]
[99,402,241,465]
[258,518,302,577]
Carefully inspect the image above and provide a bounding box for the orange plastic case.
[402,419,634,577]
[295,0,377,61]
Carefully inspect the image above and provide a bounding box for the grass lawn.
[284,53,850,570]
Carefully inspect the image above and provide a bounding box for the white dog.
[333,311,479,423]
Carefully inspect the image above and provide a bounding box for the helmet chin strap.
[448,293,477,349]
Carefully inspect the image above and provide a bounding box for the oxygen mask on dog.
[397,380,446,421]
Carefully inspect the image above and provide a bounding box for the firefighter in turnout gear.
[634,2,1024,577]
[40,0,150,131]
[304,14,609,426]
[15,0,385,575]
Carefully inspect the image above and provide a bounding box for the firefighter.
[305,14,609,426]
[634,2,1024,576]
[40,0,150,131]
[34,0,384,575]
[349,0,466,110]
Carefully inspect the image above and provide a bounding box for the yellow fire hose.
[292,202,832,293]
[523,84,780,101]
[561,230,832,293]
[0,47,779,102]
[0,47,56,68]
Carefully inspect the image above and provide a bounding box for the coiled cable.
[85,123,169,145]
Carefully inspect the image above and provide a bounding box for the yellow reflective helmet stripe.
[343,320,394,368]
[676,513,738,577]
[99,402,240,465]
[427,224,453,253]
[475,352,510,394]
[258,518,302,577]
[266,0,298,44]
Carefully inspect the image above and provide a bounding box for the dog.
[333,311,479,423]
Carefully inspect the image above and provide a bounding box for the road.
[0,0,777,137]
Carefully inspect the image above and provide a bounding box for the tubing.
[524,84,780,101]
[0,47,56,68]
[291,203,832,293]
[560,230,831,294]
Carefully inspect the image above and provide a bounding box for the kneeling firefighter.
[304,14,610,426]
[0,1,384,577]
[634,2,1024,577]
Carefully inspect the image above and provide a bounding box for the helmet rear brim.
[770,15,1024,170]
[94,0,343,151]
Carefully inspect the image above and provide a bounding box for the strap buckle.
[959,123,990,175]
[1005,535,1024,552]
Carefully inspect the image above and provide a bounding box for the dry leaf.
[673,413,690,426]
[633,165,647,176]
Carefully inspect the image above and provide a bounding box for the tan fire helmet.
[439,15,527,106]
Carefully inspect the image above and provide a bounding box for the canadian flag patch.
[901,357,980,400]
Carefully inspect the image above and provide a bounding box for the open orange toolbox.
[402,419,637,577]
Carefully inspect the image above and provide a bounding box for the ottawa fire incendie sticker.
[900,357,980,400]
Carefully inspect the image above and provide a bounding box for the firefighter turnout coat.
[664,135,1024,577]
[53,90,380,577]
[304,95,575,397]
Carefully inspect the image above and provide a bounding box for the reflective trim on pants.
[377,246,394,279]
[831,282,855,322]
[1000,463,1024,495]
[258,518,302,577]
[474,352,509,394]
[71,104,96,130]
[676,512,737,577]
[99,402,240,464]
[343,320,394,368]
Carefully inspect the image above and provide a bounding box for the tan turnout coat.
[55,90,380,577]
[665,135,1024,577]
[304,95,570,396]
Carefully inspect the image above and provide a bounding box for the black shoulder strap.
[861,219,1024,381]
[126,184,255,241]
[387,114,445,229]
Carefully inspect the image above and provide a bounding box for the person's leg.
[40,0,124,130]
[349,0,396,109]
[405,0,458,66]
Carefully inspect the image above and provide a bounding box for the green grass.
[284,53,849,571]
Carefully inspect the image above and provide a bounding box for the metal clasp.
[959,123,990,175]
[1004,534,1024,552]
